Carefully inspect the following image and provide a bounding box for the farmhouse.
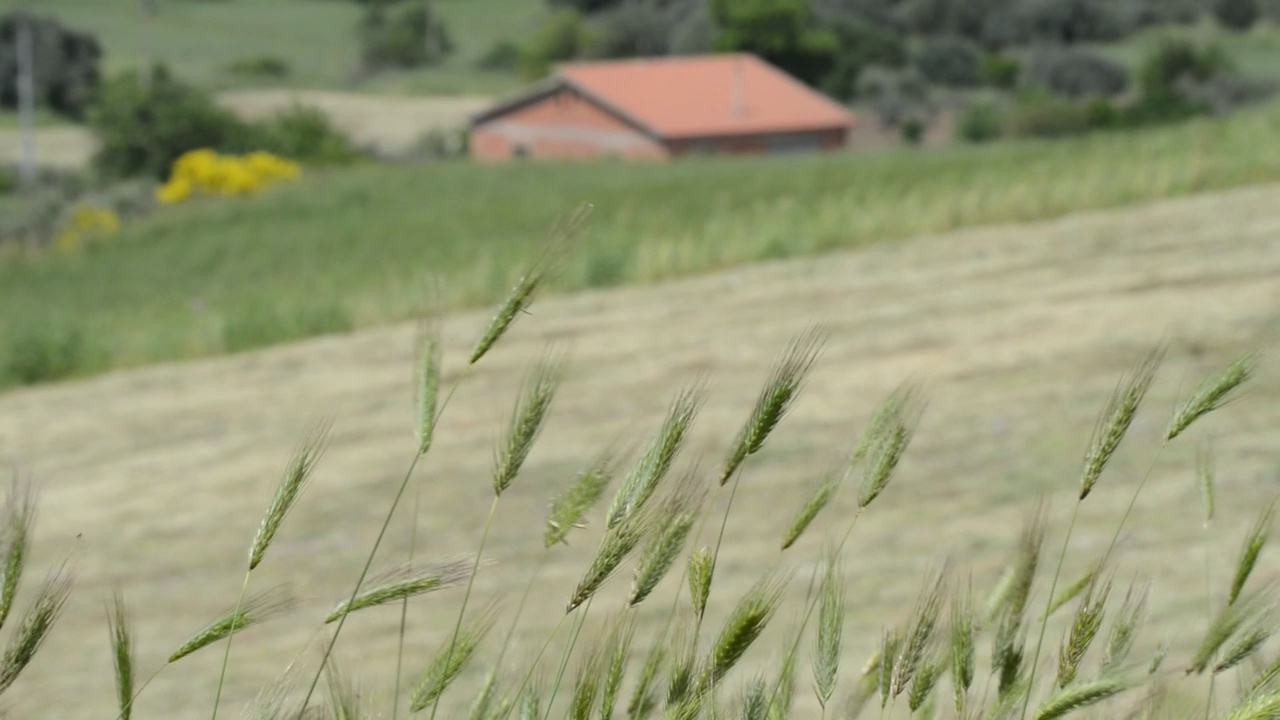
[468,53,856,161]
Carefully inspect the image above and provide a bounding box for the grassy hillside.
[2,102,1280,389]
[1,182,1277,718]
[33,0,535,94]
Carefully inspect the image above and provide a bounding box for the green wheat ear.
[629,475,703,607]
[168,586,294,663]
[698,571,790,694]
[324,558,473,623]
[1079,345,1163,500]
[469,202,592,366]
[0,563,72,695]
[720,325,826,485]
[1165,350,1260,441]
[493,351,565,497]
[0,472,37,633]
[106,591,135,720]
[414,320,443,456]
[546,449,618,548]
[249,420,331,571]
[410,603,500,712]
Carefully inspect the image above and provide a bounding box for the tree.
[519,8,602,79]
[357,0,453,71]
[709,0,838,87]
[1025,46,1130,98]
[586,0,689,58]
[820,18,907,100]
[0,11,103,120]
[1213,0,1260,31]
[912,35,983,87]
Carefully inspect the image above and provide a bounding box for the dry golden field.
[1,185,1279,718]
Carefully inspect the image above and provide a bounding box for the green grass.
[3,101,1280,389]
[2,256,1275,718]
[33,0,534,94]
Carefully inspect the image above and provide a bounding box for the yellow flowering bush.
[155,149,302,205]
[52,204,123,255]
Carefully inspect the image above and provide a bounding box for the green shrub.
[957,101,1004,142]
[88,65,258,181]
[519,8,601,79]
[1010,0,1126,44]
[820,18,907,100]
[0,167,14,195]
[0,11,103,120]
[857,65,935,127]
[1006,92,1094,138]
[900,115,926,144]
[898,0,995,44]
[913,35,984,88]
[1025,46,1130,99]
[709,0,839,87]
[982,52,1021,90]
[586,0,685,58]
[255,104,360,167]
[1138,37,1231,100]
[1,316,95,385]
[1119,0,1205,28]
[357,1,453,71]
[475,39,522,71]
[1083,95,1119,129]
[1214,0,1261,30]
[225,55,291,79]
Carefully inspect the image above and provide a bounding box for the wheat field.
[1,185,1279,718]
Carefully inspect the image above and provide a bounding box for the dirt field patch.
[216,89,493,157]
[0,90,493,170]
[1,186,1278,718]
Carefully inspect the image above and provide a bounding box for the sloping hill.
[1,185,1278,718]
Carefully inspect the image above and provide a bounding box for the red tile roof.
[475,53,856,140]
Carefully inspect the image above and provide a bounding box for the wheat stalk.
[605,381,705,530]
[547,450,618,548]
[249,420,332,570]
[469,203,592,366]
[410,603,499,712]
[1100,580,1149,676]
[600,613,637,720]
[781,467,841,551]
[1229,501,1275,607]
[169,586,294,663]
[1055,573,1112,688]
[626,629,666,720]
[1165,351,1260,441]
[811,547,844,709]
[1032,677,1131,720]
[951,580,976,715]
[719,326,826,485]
[686,546,713,622]
[0,473,35,634]
[324,558,473,623]
[493,352,565,496]
[630,475,703,607]
[569,511,651,613]
[106,590,134,720]
[891,562,949,701]
[0,563,71,695]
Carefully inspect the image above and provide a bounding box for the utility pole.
[15,13,37,187]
